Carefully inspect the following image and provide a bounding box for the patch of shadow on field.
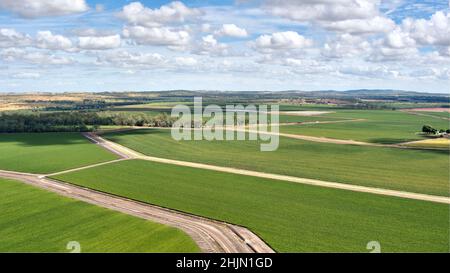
[401,148,450,155]
[368,138,418,144]
[0,133,88,147]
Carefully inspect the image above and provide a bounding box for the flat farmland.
[404,138,450,149]
[0,133,118,174]
[53,159,449,253]
[103,129,449,196]
[411,111,450,119]
[0,177,199,253]
[279,110,450,144]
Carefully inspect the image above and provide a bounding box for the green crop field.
[279,110,450,144]
[53,159,449,253]
[0,177,199,253]
[411,111,450,119]
[103,129,449,196]
[278,114,344,123]
[0,133,118,174]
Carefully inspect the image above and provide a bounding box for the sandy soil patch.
[407,108,450,112]
[402,138,450,149]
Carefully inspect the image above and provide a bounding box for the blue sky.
[0,0,449,93]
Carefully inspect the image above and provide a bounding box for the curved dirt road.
[84,133,450,205]
[0,169,274,253]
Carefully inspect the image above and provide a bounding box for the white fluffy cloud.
[1,48,74,65]
[324,16,396,34]
[0,0,88,18]
[265,0,395,35]
[192,35,229,56]
[214,24,248,38]
[79,35,121,50]
[323,34,372,58]
[370,11,450,60]
[0,28,32,48]
[123,26,190,48]
[119,1,202,27]
[264,0,379,22]
[36,31,73,51]
[253,31,313,52]
[339,65,401,79]
[383,27,416,49]
[96,50,166,68]
[402,11,450,47]
[368,44,418,62]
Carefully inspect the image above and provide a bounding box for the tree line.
[0,111,176,133]
[422,125,450,135]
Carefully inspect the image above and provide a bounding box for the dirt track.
[0,169,274,253]
[85,133,450,204]
[244,128,391,147]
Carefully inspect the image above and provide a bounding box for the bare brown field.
[0,93,119,111]
[406,108,450,112]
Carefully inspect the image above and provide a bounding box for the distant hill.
[303,89,449,97]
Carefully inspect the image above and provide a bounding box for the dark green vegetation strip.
[103,129,449,196]
[0,133,118,174]
[0,177,199,253]
[280,110,450,144]
[53,160,449,253]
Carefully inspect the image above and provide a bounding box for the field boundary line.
[136,155,450,204]
[85,133,450,204]
[45,158,129,177]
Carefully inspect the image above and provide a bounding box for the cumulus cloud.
[324,16,396,34]
[253,31,313,52]
[402,11,450,47]
[256,54,333,75]
[36,31,73,51]
[264,0,395,35]
[322,34,371,58]
[0,0,89,18]
[264,0,379,22]
[368,44,418,62]
[214,24,248,37]
[1,48,74,65]
[123,26,190,49]
[119,1,202,27]
[368,11,450,61]
[408,67,450,80]
[339,65,401,79]
[383,27,416,49]
[0,28,32,48]
[79,35,121,50]
[95,50,166,68]
[192,35,229,56]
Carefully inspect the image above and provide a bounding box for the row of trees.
[422,125,450,135]
[0,111,176,133]
[106,112,176,127]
